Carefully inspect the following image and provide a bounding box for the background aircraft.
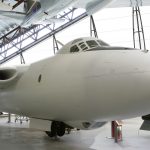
[0,0,150,36]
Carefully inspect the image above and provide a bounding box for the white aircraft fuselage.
[0,37,150,133]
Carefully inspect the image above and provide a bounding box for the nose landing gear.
[45,121,66,137]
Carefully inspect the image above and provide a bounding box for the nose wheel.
[46,121,66,137]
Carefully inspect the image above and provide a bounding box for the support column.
[132,6,146,50]
[8,113,11,123]
[111,121,123,143]
[90,15,98,38]
[20,53,25,64]
[19,28,25,64]
[53,34,59,54]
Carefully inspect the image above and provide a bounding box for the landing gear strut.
[46,121,66,137]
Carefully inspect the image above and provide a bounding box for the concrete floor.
[0,116,150,150]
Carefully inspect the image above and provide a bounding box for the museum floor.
[0,116,149,150]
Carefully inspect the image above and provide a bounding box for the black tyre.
[46,121,66,137]
[57,122,66,137]
[45,131,53,137]
[51,121,58,137]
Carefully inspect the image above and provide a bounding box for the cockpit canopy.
[57,37,109,54]
[57,37,137,54]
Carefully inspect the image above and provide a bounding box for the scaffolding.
[0,6,147,65]
[90,15,98,38]
[0,8,88,65]
[53,34,59,54]
[132,6,146,50]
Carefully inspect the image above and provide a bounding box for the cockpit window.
[97,40,108,46]
[86,40,99,48]
[79,42,84,46]
[82,47,88,50]
[70,45,79,53]
[72,38,83,45]
[80,44,87,49]
[78,42,88,51]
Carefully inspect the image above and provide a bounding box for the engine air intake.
[0,69,17,80]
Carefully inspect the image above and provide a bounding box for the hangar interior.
[0,0,150,150]
[0,116,149,150]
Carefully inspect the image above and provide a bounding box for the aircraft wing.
[74,0,150,15]
[35,18,65,25]
[108,0,150,8]
[0,0,150,38]
[0,1,12,11]
[0,17,17,36]
[0,11,25,36]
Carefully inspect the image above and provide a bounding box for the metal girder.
[132,6,146,50]
[53,35,59,54]
[90,15,98,38]
[0,8,88,65]
[12,0,25,10]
